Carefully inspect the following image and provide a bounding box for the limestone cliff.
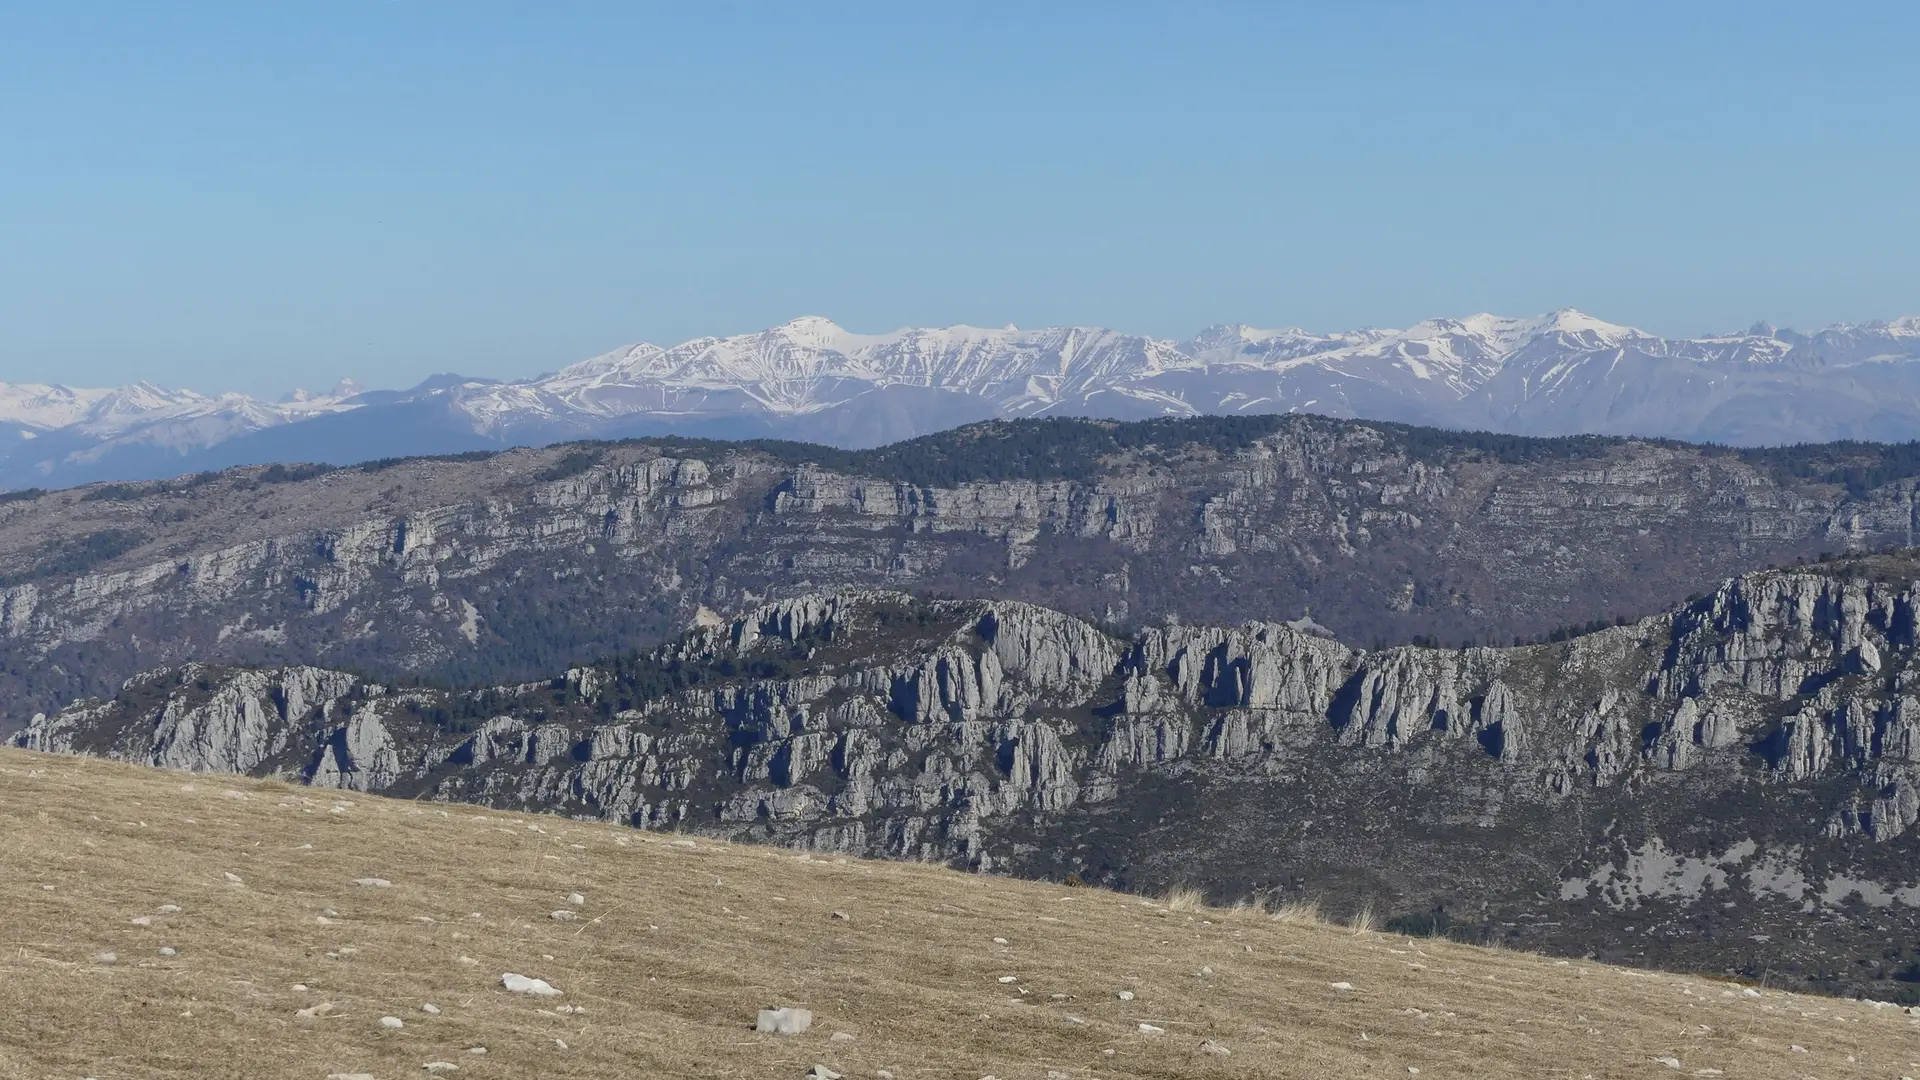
[20,557,1920,1001]
[3,415,1918,733]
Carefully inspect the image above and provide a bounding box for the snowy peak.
[11,308,1920,490]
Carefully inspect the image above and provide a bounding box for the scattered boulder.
[158,947,176,957]
[379,1016,405,1029]
[1198,1040,1231,1056]
[831,911,850,921]
[421,1003,441,1015]
[567,892,585,906]
[501,973,562,997]
[1115,990,1135,1001]
[157,904,180,914]
[757,1007,813,1035]
[1138,1023,1165,1035]
[549,910,578,922]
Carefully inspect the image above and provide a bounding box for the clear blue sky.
[3,2,1917,397]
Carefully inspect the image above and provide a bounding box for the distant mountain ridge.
[9,310,1920,489]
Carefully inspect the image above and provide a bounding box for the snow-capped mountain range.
[7,309,1920,489]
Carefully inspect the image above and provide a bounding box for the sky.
[2,2,1918,398]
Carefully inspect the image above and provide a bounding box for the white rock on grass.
[130,916,152,927]
[567,892,585,906]
[1198,1040,1231,1056]
[296,1002,336,1019]
[158,947,176,957]
[327,1074,376,1080]
[157,904,180,914]
[1329,982,1356,991]
[379,1016,405,1029]
[756,1007,813,1035]
[93,952,116,964]
[1137,1023,1165,1035]
[500,973,562,997]
[354,878,392,888]
[222,873,244,886]
[421,1003,441,1015]
[423,1064,459,1073]
[807,1067,841,1080]
[549,910,578,921]
[1115,990,1134,1001]
[829,1031,855,1042]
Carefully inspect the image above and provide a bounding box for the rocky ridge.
[4,415,1920,733]
[20,559,1920,1000]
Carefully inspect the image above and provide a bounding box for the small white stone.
[1653,1057,1680,1069]
[296,1002,336,1019]
[567,892,585,906]
[997,975,1018,983]
[1138,1022,1164,1035]
[806,1067,840,1080]
[93,951,117,964]
[354,878,392,888]
[222,872,244,885]
[158,947,176,957]
[1198,966,1213,976]
[327,1074,376,1080]
[549,909,578,921]
[553,1039,568,1050]
[831,910,850,921]
[500,973,562,997]
[1198,1040,1230,1057]
[466,1046,487,1054]
[379,1016,405,1029]
[129,916,151,927]
[157,904,181,914]
[292,984,309,992]
[457,955,479,966]
[316,916,335,925]
[1115,990,1134,1001]
[829,1031,855,1042]
[756,1007,813,1035]
[421,1003,441,1015]
[992,937,1008,945]
[423,1064,458,1074]
[1743,988,1762,998]
[1330,981,1356,991]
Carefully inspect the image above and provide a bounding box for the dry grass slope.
[2,748,1916,1080]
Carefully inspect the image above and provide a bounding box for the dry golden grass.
[2,748,1916,1080]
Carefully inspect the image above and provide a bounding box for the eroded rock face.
[19,563,1920,1000]
[2,416,1917,732]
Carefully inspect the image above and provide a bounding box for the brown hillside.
[1,748,1914,1079]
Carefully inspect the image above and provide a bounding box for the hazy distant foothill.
[5,309,1920,490]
